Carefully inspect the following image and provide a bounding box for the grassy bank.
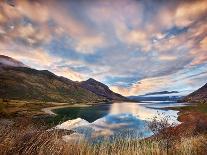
[0,99,112,126]
[170,103,207,115]
[0,99,72,127]
[0,99,57,117]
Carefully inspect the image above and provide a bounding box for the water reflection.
[109,102,179,123]
[55,102,181,141]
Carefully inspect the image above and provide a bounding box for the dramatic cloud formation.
[0,0,207,96]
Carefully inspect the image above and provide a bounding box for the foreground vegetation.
[0,126,207,155]
[1,114,207,155]
[1,100,207,154]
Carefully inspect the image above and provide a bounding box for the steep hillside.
[0,55,26,67]
[0,65,105,103]
[80,78,127,101]
[183,83,207,103]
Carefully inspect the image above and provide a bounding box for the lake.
[53,102,186,142]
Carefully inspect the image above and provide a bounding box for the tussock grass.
[1,114,207,155]
[0,121,207,155]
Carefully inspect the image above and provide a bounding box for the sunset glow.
[1,0,207,96]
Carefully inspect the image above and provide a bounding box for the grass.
[1,100,207,154]
[0,99,63,127]
[169,103,207,115]
[0,99,110,126]
[1,113,207,155]
[0,99,47,117]
[0,121,207,155]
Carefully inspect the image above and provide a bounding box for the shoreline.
[41,101,207,133]
[42,101,185,118]
[41,101,114,116]
[41,104,92,115]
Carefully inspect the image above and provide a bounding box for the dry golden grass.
[1,110,207,155]
[0,119,207,155]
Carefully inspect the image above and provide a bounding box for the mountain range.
[128,91,182,102]
[129,85,207,103]
[145,91,179,96]
[128,95,181,102]
[0,55,127,103]
[1,55,207,104]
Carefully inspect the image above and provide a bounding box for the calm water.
[53,104,110,123]
[53,102,185,141]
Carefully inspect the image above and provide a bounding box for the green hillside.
[0,66,105,103]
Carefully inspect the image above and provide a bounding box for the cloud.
[112,76,171,96]
[0,47,57,68]
[74,35,105,54]
[0,46,84,81]
[158,55,177,61]
[44,0,107,54]
[174,0,207,27]
[1,0,207,95]
[0,0,107,54]
[52,66,84,81]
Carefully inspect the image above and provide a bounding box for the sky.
[0,0,207,96]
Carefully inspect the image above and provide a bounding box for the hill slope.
[0,65,105,103]
[183,83,207,103]
[80,78,127,101]
[0,55,26,67]
[0,55,126,103]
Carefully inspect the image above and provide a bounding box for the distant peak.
[144,91,179,96]
[85,78,104,85]
[0,55,26,67]
[86,78,97,82]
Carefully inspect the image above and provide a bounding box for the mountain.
[145,91,179,96]
[0,55,126,103]
[0,55,26,67]
[183,83,207,103]
[128,95,181,102]
[0,65,104,103]
[128,90,181,102]
[80,78,127,101]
